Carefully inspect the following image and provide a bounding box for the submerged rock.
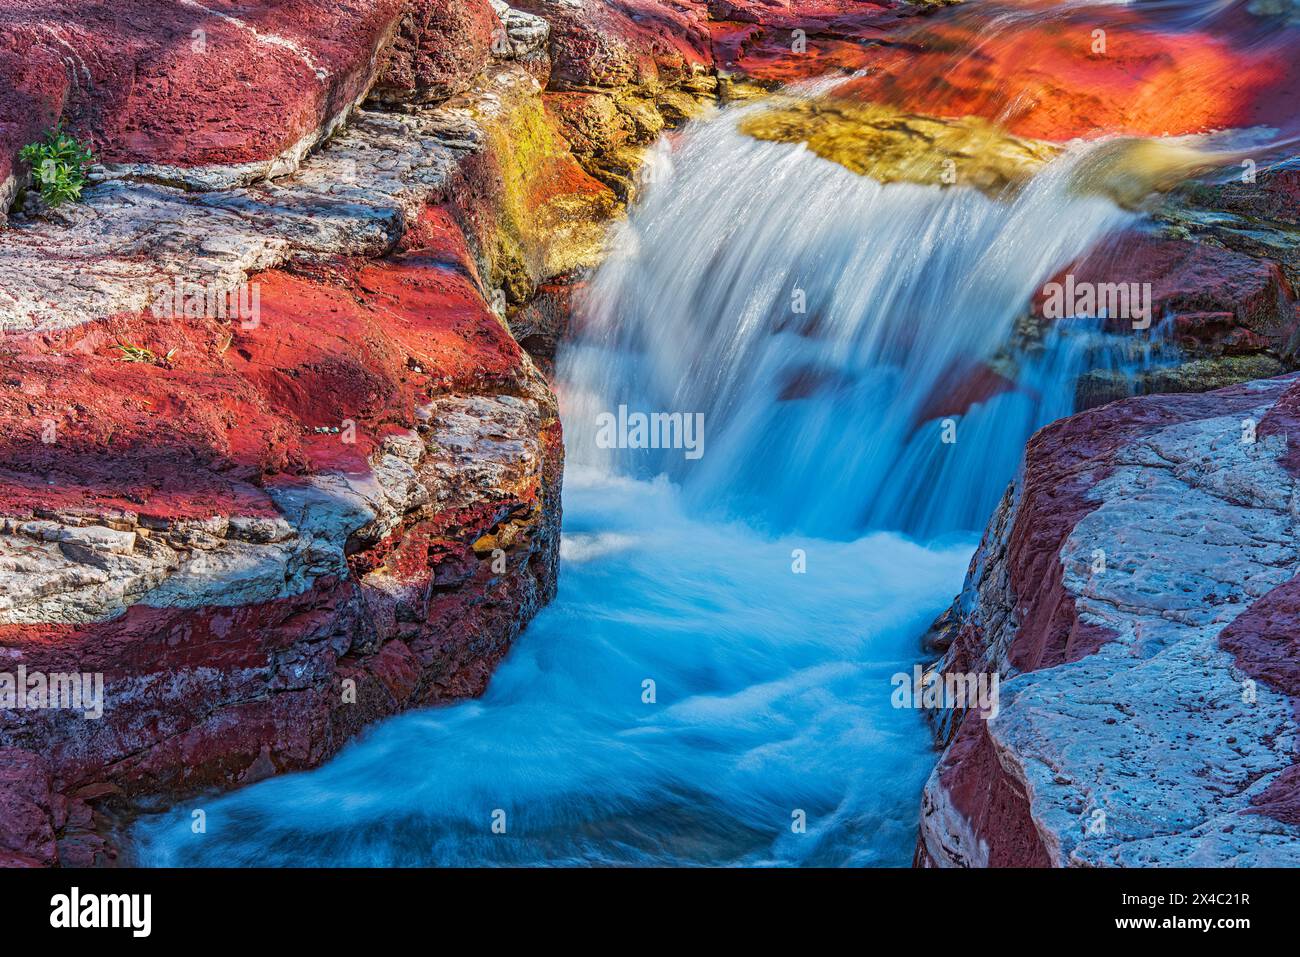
[1066,138,1241,212]
[738,97,1057,196]
[827,2,1300,143]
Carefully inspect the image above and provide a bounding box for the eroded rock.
[917,374,1300,866]
[371,0,500,103]
[0,6,590,863]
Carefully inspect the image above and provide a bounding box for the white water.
[134,472,971,866]
[133,98,1165,866]
[564,103,1140,536]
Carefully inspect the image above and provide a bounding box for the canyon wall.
[0,0,585,868]
[0,0,690,867]
[912,134,1300,867]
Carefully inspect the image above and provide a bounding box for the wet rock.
[829,3,1300,142]
[1034,229,1299,395]
[707,0,916,87]
[738,96,1058,196]
[1161,162,1300,293]
[1078,354,1288,408]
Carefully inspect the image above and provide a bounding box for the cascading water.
[131,91,1171,867]
[562,102,1151,536]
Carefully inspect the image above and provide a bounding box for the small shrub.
[18,124,95,207]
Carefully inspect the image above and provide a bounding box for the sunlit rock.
[738,96,1058,195]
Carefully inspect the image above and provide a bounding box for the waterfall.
[130,96,1171,868]
[561,100,1158,538]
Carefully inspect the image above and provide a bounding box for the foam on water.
[134,470,973,866]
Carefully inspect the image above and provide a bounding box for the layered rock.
[917,373,1300,866]
[1025,161,1300,405]
[5,0,1294,873]
[510,0,934,198]
[0,0,415,200]
[0,3,604,866]
[517,0,720,198]
[3,0,969,867]
[1,62,617,332]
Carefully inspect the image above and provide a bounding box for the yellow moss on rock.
[470,72,621,300]
[738,96,1059,196]
[738,95,1236,209]
[1067,137,1240,210]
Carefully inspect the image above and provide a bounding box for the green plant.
[18,124,95,206]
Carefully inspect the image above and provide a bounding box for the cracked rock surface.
[917,373,1300,866]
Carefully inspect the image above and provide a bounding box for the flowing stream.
[132,79,1177,867]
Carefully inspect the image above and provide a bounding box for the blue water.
[132,97,1170,867]
[133,471,972,866]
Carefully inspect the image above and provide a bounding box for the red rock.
[1187,164,1300,229]
[1035,231,1298,357]
[831,1,1300,141]
[0,0,409,182]
[0,202,562,840]
[1260,374,1300,477]
[1172,312,1271,355]
[0,216,530,518]
[918,719,1052,868]
[0,749,57,867]
[914,362,1018,424]
[1219,575,1300,821]
[918,375,1300,865]
[708,0,911,85]
[371,0,500,103]
[511,0,714,88]
[0,33,68,215]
